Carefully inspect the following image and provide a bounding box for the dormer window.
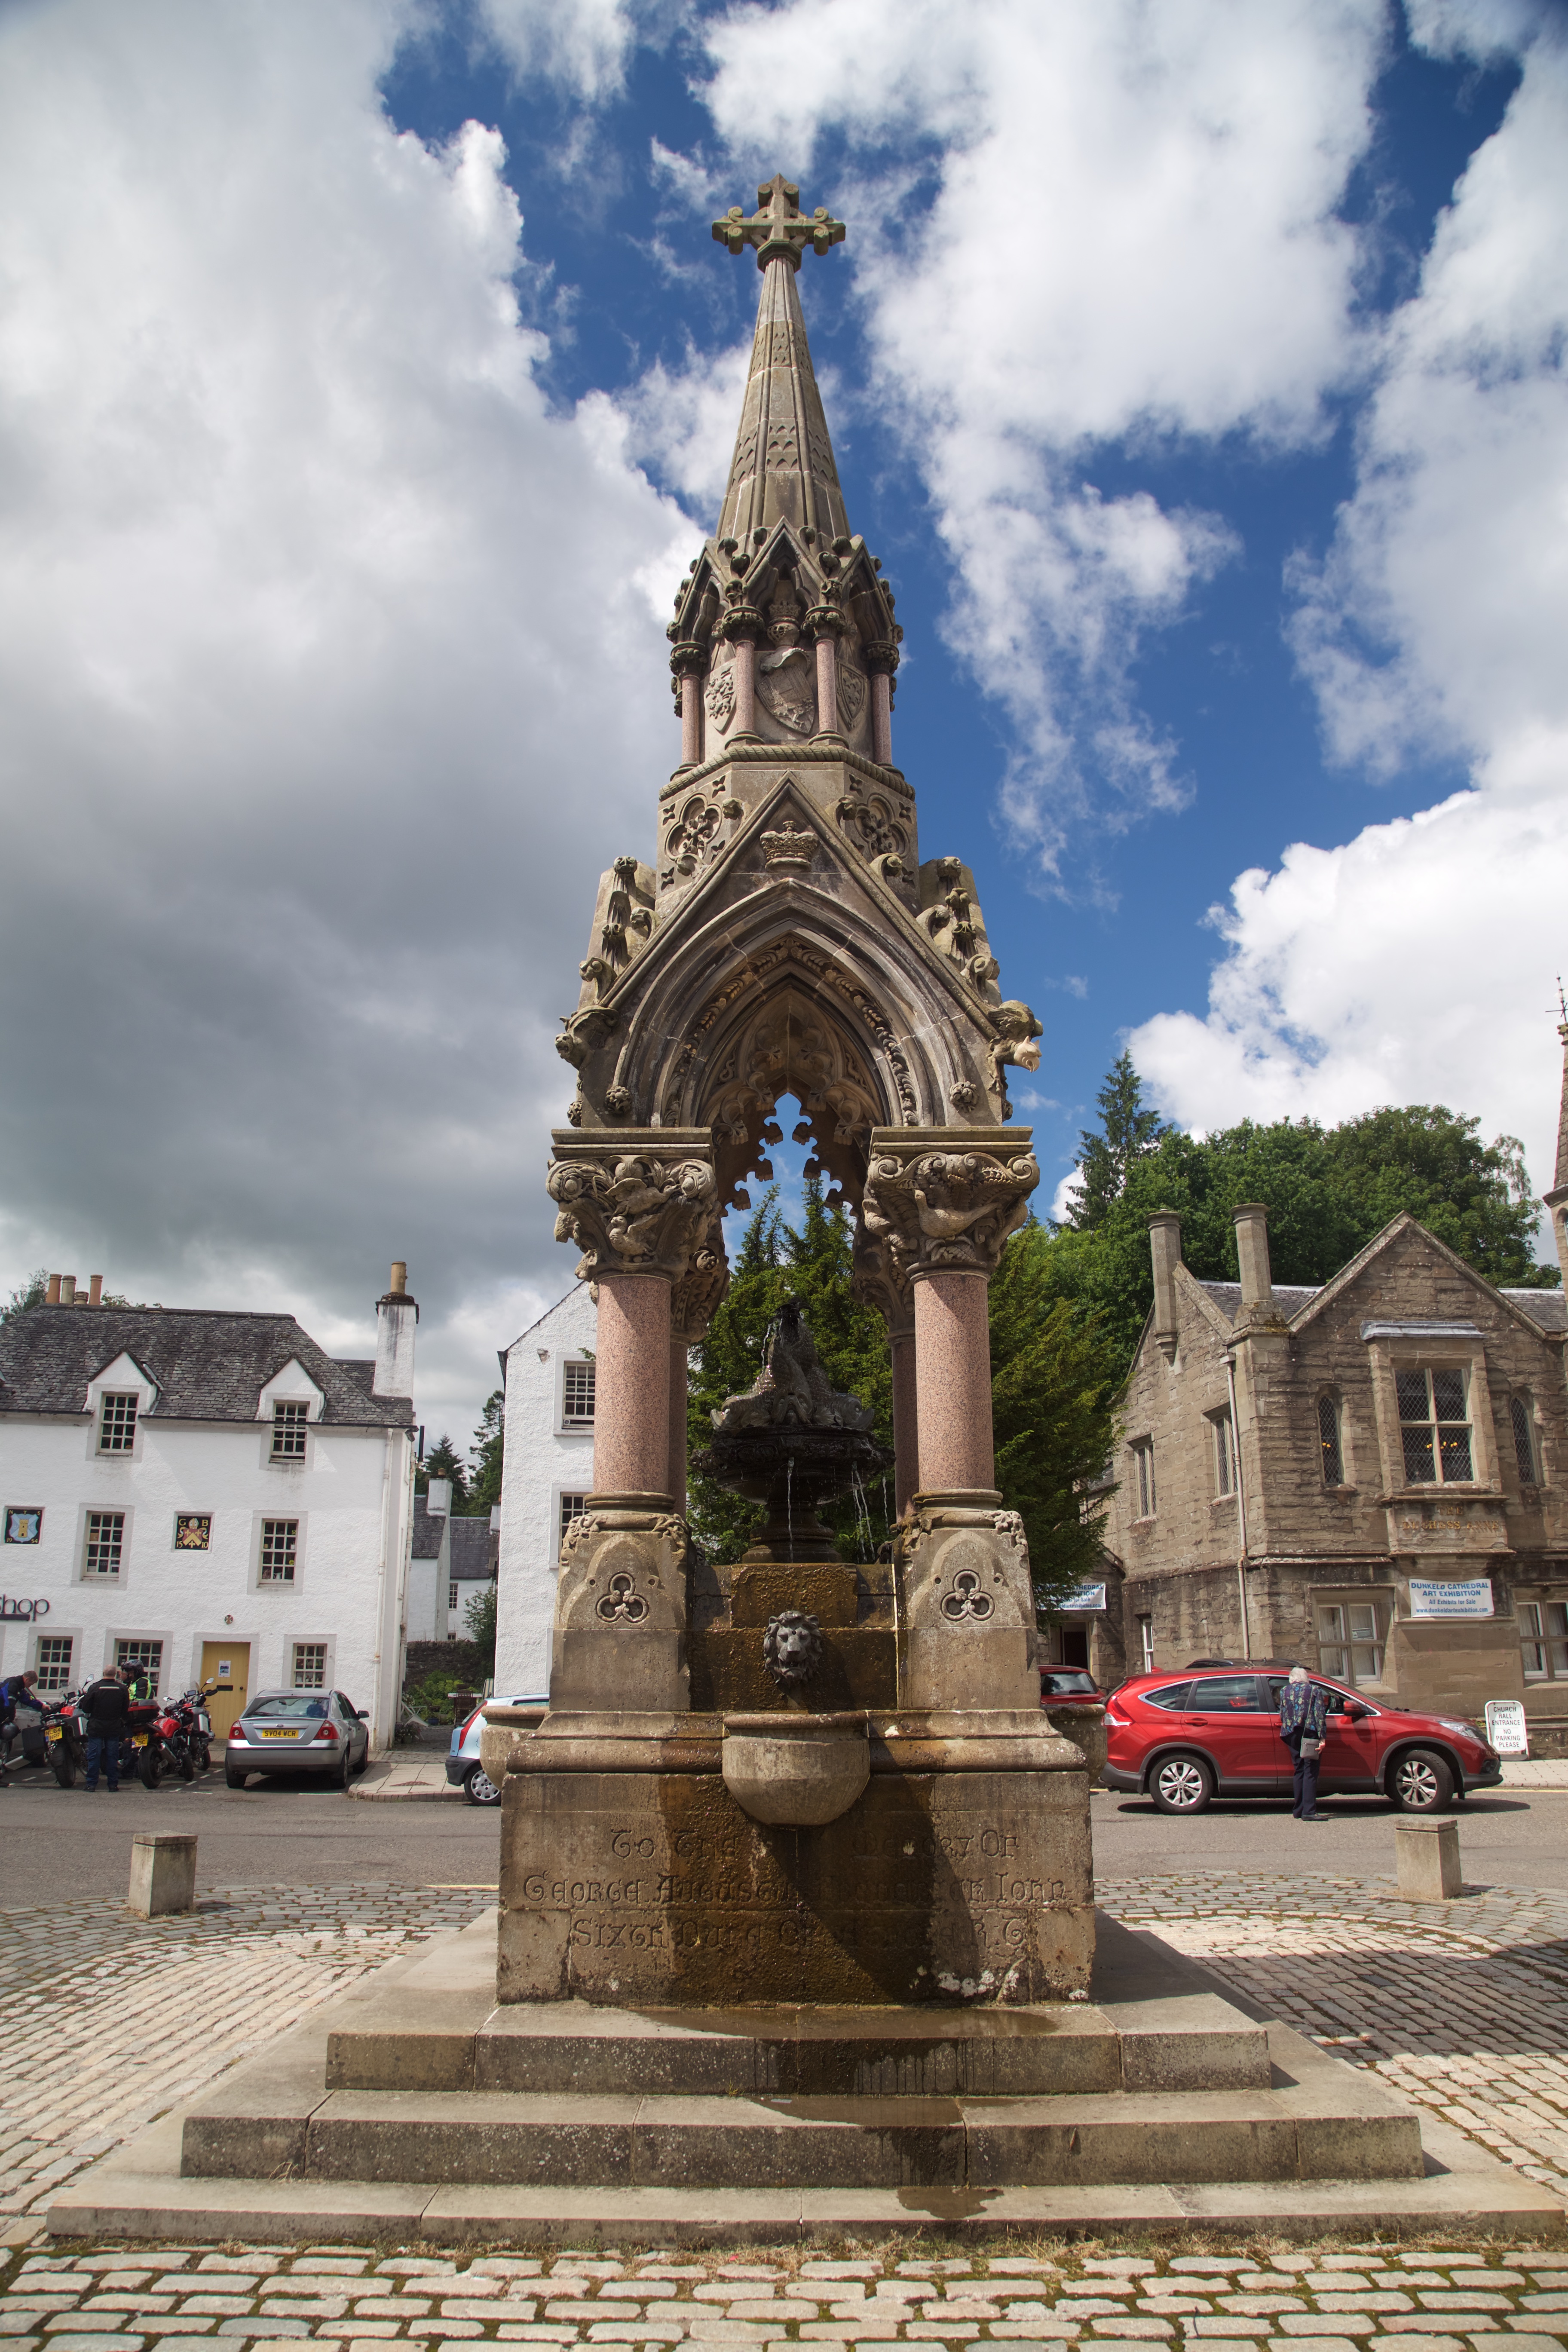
[271,1400,309,1459]
[1396,1368,1472,1485]
[98,1393,138,1454]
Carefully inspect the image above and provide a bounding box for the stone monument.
[485,172,1092,2012]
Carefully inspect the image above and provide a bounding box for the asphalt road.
[1089,1779,1568,1889]
[0,1762,502,1905]
[2,1756,1563,1908]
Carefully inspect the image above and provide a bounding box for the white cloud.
[0,0,693,1441]
[475,0,636,100]
[1132,19,1568,1213]
[698,0,1385,873]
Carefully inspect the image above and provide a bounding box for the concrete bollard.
[1395,1816,1461,1901]
[129,1832,197,1919]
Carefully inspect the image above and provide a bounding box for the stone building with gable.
[0,1265,419,1750]
[1106,1136,1568,1744]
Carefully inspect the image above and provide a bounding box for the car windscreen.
[1042,1672,1097,1694]
[1140,1682,1191,1710]
[243,1695,328,1718]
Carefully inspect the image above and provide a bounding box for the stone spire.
[711,176,849,545]
[1541,989,1568,1289]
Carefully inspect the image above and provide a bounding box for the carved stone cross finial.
[713,173,846,272]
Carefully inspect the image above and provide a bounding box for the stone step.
[327,1992,1271,2099]
[182,2075,1424,2191]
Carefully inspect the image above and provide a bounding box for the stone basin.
[720,1709,870,1827]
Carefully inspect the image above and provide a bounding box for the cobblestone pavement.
[3,2239,1568,2352]
[1097,1873,1568,2203]
[0,1883,496,2217]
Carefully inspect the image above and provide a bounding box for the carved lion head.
[763,1608,823,1687]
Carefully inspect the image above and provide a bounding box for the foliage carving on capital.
[671,1216,731,1342]
[547,1143,719,1283]
[861,1141,1040,1278]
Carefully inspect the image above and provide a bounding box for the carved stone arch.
[692,982,888,1211]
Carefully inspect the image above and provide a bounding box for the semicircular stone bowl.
[720,1711,870,1827]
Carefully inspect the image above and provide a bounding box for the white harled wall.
[493,1285,598,1697]
[0,1409,414,1751]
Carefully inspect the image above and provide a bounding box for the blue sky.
[0,0,1564,1449]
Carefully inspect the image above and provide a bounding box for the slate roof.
[1197,1275,1566,1335]
[410,1506,448,1560]
[0,1306,413,1427]
[450,1518,496,1580]
[1198,1281,1321,1324]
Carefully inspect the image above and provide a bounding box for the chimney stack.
[46,1274,61,1305]
[373,1261,419,1399]
[1148,1210,1182,1364]
[426,1476,452,1519]
[1233,1203,1275,1320]
[89,1276,103,1307]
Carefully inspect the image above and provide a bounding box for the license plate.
[45,1727,61,1743]
[132,1734,148,1748]
[260,1728,297,1740]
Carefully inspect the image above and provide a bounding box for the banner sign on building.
[1409,1577,1494,1620]
[1057,1583,1107,1614]
[1484,1698,1528,1758]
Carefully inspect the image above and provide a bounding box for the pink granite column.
[813,632,839,737]
[891,1330,919,1516]
[870,670,893,765]
[592,1274,673,1502]
[732,637,758,737]
[666,1336,689,1515]
[913,1271,995,1496]
[680,673,703,767]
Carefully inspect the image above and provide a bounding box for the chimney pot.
[389,1261,407,1296]
[61,1276,77,1306]
[46,1274,61,1306]
[89,1275,103,1307]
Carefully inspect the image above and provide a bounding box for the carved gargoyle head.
[763,1608,823,1687]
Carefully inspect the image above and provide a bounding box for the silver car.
[226,1688,370,1789]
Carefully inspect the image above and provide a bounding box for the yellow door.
[199,1642,250,1744]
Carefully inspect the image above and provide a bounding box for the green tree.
[417,1433,469,1506]
[1043,1061,1560,1373]
[465,1389,504,1516]
[1066,1051,1170,1230]
[1,1271,48,1324]
[989,1221,1123,1613]
[463,1579,497,1673]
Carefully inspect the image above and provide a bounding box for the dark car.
[1102,1665,1501,1814]
[1041,1667,1102,1706]
[226,1688,370,1789]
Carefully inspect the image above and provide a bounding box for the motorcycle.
[130,1677,232,1788]
[43,1690,87,1788]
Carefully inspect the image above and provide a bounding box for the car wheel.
[1390,1747,1455,1812]
[224,1763,249,1790]
[334,1747,352,1792]
[464,1764,503,1807]
[1149,1753,1214,1814]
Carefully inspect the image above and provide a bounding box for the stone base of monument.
[48,1909,1564,2244]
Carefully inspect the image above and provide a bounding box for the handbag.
[1298,1734,1322,1758]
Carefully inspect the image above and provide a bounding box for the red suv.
[1103,1663,1502,1814]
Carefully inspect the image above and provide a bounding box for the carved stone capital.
[547,1130,718,1284]
[670,1213,731,1342]
[669,639,709,679]
[851,1218,913,1338]
[861,1127,1039,1280]
[863,637,900,676]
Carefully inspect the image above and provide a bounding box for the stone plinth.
[488,1708,1091,2009]
[129,1832,197,1919]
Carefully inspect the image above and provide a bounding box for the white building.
[405,1480,498,1643]
[0,1268,419,1751]
[493,1285,597,1695]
